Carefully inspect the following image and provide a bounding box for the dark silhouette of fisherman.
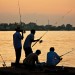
[23,50,41,68]
[46,47,62,66]
[13,27,24,65]
[23,29,40,57]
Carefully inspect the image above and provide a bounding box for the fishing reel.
[39,40,43,43]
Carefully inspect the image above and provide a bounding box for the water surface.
[0,31,75,67]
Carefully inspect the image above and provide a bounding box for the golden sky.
[0,0,75,26]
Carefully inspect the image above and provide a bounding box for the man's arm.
[30,34,39,42]
[21,30,26,40]
[18,32,24,40]
[32,39,40,42]
[55,52,63,60]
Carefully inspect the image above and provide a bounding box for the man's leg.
[24,47,33,57]
[15,48,21,64]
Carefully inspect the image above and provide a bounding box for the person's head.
[35,50,41,55]
[50,47,55,52]
[15,26,22,32]
[31,29,35,35]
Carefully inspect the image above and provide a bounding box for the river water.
[0,31,75,67]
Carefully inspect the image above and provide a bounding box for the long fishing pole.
[54,9,72,25]
[60,48,74,57]
[18,0,21,24]
[18,0,26,34]
[32,31,48,47]
[61,9,72,18]
[0,54,6,67]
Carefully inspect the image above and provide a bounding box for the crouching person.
[46,47,62,67]
[23,50,41,69]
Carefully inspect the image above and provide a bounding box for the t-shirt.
[23,33,34,48]
[23,53,38,65]
[13,31,22,49]
[47,51,60,66]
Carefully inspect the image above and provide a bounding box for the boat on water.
[0,63,75,75]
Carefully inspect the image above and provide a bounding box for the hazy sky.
[0,0,75,26]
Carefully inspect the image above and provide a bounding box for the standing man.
[23,29,39,57]
[13,27,24,65]
[46,47,62,66]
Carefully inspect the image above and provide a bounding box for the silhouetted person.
[23,50,41,68]
[46,47,62,66]
[23,29,39,57]
[13,27,24,65]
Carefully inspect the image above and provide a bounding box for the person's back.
[13,31,22,49]
[23,53,38,66]
[23,50,41,67]
[47,51,60,66]
[47,47,62,66]
[23,33,34,48]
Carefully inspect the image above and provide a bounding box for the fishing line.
[60,48,74,67]
[60,48,74,57]
[54,9,72,25]
[61,9,72,18]
[32,9,72,48]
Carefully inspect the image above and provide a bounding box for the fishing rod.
[54,9,72,25]
[32,9,72,47]
[32,31,48,47]
[0,54,6,67]
[18,0,26,34]
[18,0,21,24]
[60,48,74,57]
[61,9,72,19]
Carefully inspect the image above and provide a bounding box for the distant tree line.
[0,22,75,31]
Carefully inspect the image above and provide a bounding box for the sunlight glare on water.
[0,31,75,67]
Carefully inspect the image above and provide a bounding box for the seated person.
[23,50,41,68]
[46,47,62,66]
